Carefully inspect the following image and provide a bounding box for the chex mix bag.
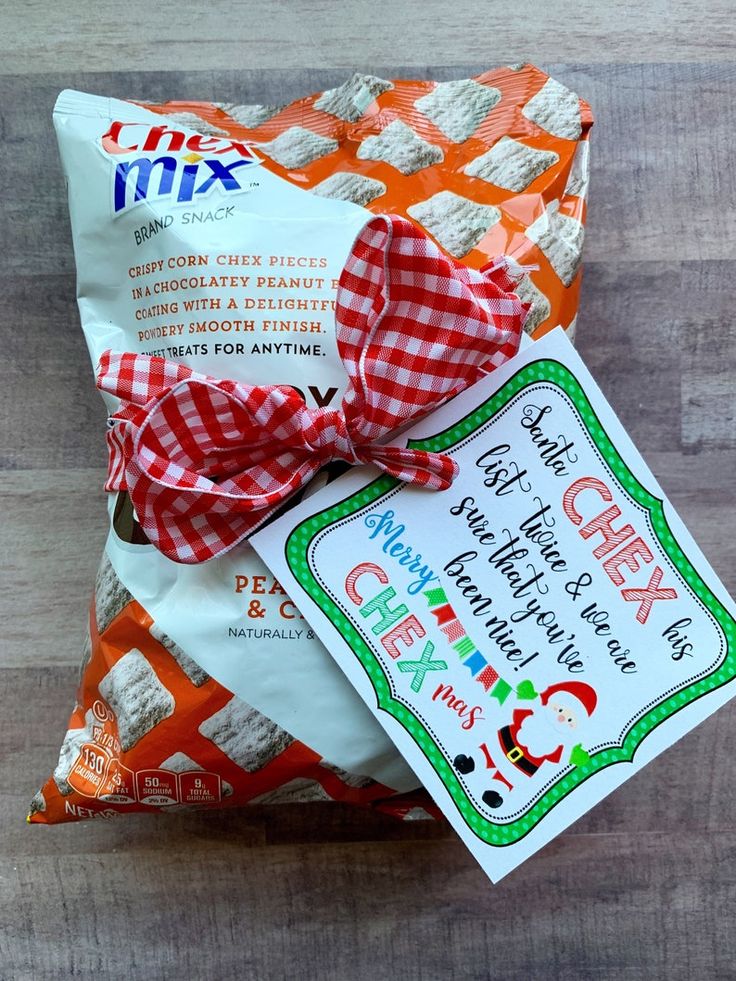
[32,65,593,824]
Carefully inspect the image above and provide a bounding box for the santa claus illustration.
[453,680,598,809]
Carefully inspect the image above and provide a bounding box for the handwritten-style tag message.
[252,330,736,882]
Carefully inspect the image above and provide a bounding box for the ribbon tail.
[126,465,299,564]
[96,350,201,404]
[125,428,323,564]
[104,424,131,492]
[133,502,270,564]
[366,445,459,490]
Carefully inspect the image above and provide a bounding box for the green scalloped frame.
[285,359,736,846]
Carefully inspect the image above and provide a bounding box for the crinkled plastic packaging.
[31,65,593,824]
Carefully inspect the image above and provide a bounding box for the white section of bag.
[56,90,419,792]
[54,90,371,402]
[105,519,420,791]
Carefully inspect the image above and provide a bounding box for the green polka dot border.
[282,358,736,848]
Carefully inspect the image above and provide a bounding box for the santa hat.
[539,681,597,718]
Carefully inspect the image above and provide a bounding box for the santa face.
[516,702,577,758]
[549,701,578,730]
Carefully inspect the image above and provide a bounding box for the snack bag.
[31,65,593,824]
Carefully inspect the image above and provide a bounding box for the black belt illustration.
[499,725,540,777]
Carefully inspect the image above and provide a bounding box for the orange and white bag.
[31,65,593,824]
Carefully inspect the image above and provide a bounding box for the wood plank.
[9,665,736,967]
[576,260,736,454]
[0,470,108,669]
[2,3,736,75]
[577,62,736,262]
[679,263,736,449]
[2,829,735,980]
[0,274,106,469]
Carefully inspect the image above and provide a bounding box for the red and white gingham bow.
[97,214,527,563]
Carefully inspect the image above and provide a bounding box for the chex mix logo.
[101,122,261,216]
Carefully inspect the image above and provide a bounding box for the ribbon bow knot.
[298,405,360,464]
[98,215,527,563]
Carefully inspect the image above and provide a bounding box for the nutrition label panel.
[67,745,222,806]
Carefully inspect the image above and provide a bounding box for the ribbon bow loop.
[98,214,527,563]
[337,217,526,441]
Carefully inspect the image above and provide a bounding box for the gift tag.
[251,329,736,882]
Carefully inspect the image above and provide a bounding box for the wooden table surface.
[2,5,736,978]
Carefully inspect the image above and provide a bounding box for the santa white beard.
[516,708,571,759]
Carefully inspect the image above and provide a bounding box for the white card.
[251,329,736,882]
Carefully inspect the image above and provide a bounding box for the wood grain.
[2,55,736,981]
[2,2,736,75]
[3,831,736,980]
